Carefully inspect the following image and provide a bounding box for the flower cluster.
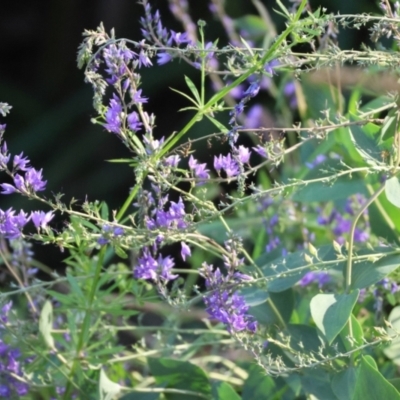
[0,113,54,239]
[317,194,370,245]
[140,2,192,65]
[200,262,256,333]
[133,190,191,282]
[200,238,256,333]
[0,302,29,397]
[97,224,125,245]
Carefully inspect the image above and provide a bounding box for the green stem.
[63,246,107,399]
[160,0,308,158]
[345,182,386,293]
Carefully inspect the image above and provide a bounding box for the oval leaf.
[385,176,400,208]
[353,357,400,400]
[310,290,359,344]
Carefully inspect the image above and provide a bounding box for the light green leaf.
[353,357,400,400]
[99,369,121,400]
[39,300,55,349]
[184,75,201,105]
[310,291,359,344]
[385,176,400,208]
[383,305,400,365]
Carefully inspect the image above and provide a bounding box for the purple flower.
[305,154,327,169]
[31,210,54,229]
[24,168,47,192]
[127,111,142,132]
[169,30,191,45]
[104,95,123,134]
[138,50,153,68]
[0,183,16,194]
[165,154,181,167]
[213,153,239,178]
[134,248,177,281]
[13,153,30,171]
[253,145,268,158]
[244,81,260,98]
[200,262,257,333]
[0,302,30,396]
[188,155,210,181]
[0,208,30,239]
[245,104,264,129]
[132,89,148,104]
[237,145,251,164]
[299,271,330,288]
[157,52,172,65]
[181,242,191,261]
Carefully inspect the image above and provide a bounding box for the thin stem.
[345,182,387,293]
[0,249,37,314]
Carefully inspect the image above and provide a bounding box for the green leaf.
[115,246,128,259]
[39,300,55,349]
[211,382,240,400]
[287,324,323,353]
[292,176,368,202]
[100,201,109,220]
[348,117,383,166]
[383,305,400,365]
[99,369,121,400]
[339,314,364,352]
[249,289,294,325]
[120,393,160,400]
[353,357,400,400]
[385,176,400,208]
[331,367,357,400]
[351,248,400,289]
[310,291,359,344]
[380,109,399,142]
[300,370,338,400]
[242,365,276,400]
[206,115,229,133]
[184,75,201,105]
[148,358,211,400]
[258,245,341,293]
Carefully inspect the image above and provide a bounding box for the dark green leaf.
[339,314,364,353]
[310,290,359,344]
[148,358,211,400]
[300,370,337,400]
[292,177,368,203]
[287,324,323,353]
[331,367,357,400]
[348,116,383,166]
[242,365,276,400]
[249,289,294,325]
[351,248,400,289]
[353,357,400,400]
[211,381,240,400]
